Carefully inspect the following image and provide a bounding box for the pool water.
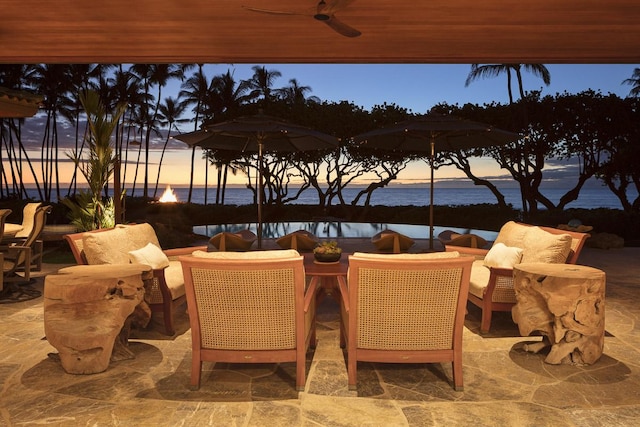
[193,222,498,241]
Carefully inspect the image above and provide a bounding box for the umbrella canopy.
[353,114,519,249]
[176,113,339,248]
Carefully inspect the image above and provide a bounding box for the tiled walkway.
[2,243,640,426]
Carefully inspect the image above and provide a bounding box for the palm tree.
[130,64,184,198]
[274,78,321,105]
[622,67,640,98]
[246,65,282,106]
[28,64,76,202]
[179,65,210,203]
[465,64,551,104]
[154,96,189,197]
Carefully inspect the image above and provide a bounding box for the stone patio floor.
[1,241,639,426]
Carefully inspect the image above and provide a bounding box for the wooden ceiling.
[1,0,639,64]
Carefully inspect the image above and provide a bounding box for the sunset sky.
[16,63,638,188]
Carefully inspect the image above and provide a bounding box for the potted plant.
[313,240,343,263]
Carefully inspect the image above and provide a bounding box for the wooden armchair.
[64,223,207,335]
[340,252,473,391]
[179,249,317,391]
[445,221,590,333]
[1,205,51,284]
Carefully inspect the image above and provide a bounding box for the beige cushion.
[164,260,186,299]
[520,227,572,263]
[494,221,530,248]
[82,223,162,265]
[128,243,170,269]
[469,260,491,299]
[352,251,460,260]
[191,249,300,260]
[483,243,523,268]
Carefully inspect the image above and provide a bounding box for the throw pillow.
[128,242,171,269]
[521,227,572,263]
[483,243,524,268]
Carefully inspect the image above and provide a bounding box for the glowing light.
[158,185,178,203]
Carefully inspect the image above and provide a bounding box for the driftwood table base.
[512,263,606,365]
[44,264,152,374]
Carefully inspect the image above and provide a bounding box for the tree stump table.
[44,264,153,374]
[512,263,606,365]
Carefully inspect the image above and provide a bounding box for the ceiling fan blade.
[324,16,361,38]
[242,6,302,16]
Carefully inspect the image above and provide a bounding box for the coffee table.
[303,252,348,305]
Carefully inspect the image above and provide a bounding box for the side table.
[303,252,348,305]
[512,262,606,365]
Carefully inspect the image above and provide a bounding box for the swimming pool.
[193,221,498,241]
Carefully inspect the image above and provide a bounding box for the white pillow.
[483,243,523,268]
[128,243,170,269]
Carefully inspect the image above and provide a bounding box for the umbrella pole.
[429,139,435,250]
[257,141,263,249]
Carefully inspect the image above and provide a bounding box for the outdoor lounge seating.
[64,223,207,335]
[179,249,317,391]
[1,205,51,285]
[438,229,488,249]
[276,229,319,251]
[371,229,415,253]
[445,221,590,333]
[209,229,257,251]
[340,251,473,391]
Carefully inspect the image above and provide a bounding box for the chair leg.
[480,306,493,334]
[296,347,306,391]
[190,355,202,390]
[347,351,357,391]
[452,352,464,391]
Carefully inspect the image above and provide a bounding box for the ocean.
[165,185,634,210]
[17,185,636,211]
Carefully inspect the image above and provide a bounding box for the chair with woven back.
[179,249,317,391]
[1,205,51,284]
[340,251,473,391]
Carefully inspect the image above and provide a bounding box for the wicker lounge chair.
[445,221,589,333]
[341,252,473,391]
[179,249,317,391]
[371,229,415,253]
[276,230,319,252]
[209,229,257,251]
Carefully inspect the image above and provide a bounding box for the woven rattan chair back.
[343,254,473,391]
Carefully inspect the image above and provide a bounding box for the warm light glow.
[158,185,178,203]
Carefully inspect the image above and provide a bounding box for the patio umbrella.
[176,113,339,248]
[353,114,519,249]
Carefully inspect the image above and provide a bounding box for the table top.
[514,262,605,279]
[303,252,348,276]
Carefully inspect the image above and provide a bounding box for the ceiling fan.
[242,0,361,38]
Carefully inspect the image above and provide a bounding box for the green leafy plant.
[63,90,126,230]
[313,240,342,255]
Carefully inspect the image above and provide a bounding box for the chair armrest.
[445,245,489,259]
[163,245,207,259]
[338,276,349,312]
[304,277,318,312]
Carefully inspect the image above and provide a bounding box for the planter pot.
[313,252,342,263]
